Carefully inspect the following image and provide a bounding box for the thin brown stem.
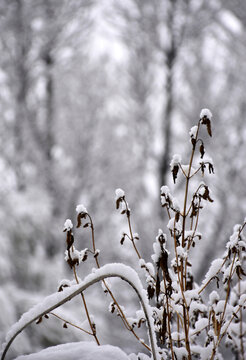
[210,252,237,360]
[87,213,150,351]
[73,266,100,345]
[123,199,141,259]
[198,256,228,295]
[163,272,175,360]
[238,267,245,360]
[50,312,93,335]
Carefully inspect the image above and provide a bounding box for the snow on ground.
[14,341,130,360]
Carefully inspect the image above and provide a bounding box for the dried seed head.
[63,219,73,232]
[200,108,212,137]
[200,108,212,121]
[76,204,87,214]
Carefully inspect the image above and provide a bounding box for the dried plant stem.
[184,202,200,287]
[49,312,92,335]
[238,266,245,360]
[217,301,246,349]
[173,220,191,358]
[198,256,228,295]
[1,265,158,360]
[181,121,200,248]
[123,199,141,259]
[163,273,175,360]
[210,252,237,360]
[73,266,100,345]
[87,214,150,351]
[178,121,201,360]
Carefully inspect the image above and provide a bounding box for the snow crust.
[14,341,130,360]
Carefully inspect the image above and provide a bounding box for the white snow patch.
[201,258,224,288]
[115,188,125,200]
[189,125,198,138]
[14,341,130,360]
[173,346,188,360]
[200,108,212,120]
[209,290,220,305]
[76,204,87,214]
[170,154,181,170]
[63,219,73,231]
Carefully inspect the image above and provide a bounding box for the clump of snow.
[160,185,170,196]
[209,290,220,305]
[172,197,180,212]
[193,318,209,333]
[226,224,246,251]
[115,188,125,200]
[63,219,73,231]
[176,246,187,259]
[167,217,181,232]
[76,204,87,214]
[129,353,151,360]
[57,279,74,291]
[170,154,181,170]
[152,241,161,264]
[14,341,130,360]
[64,247,88,264]
[189,301,207,315]
[173,346,188,360]
[239,294,246,306]
[191,344,213,360]
[189,125,198,138]
[183,289,199,307]
[200,108,212,120]
[214,300,225,315]
[201,258,224,288]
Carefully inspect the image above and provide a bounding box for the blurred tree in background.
[0,0,246,358]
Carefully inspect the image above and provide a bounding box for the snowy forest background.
[1,0,246,358]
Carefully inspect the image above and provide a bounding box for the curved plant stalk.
[1,264,159,360]
[85,213,150,351]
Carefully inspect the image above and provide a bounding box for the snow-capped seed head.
[209,290,220,305]
[115,188,125,201]
[170,154,182,170]
[189,125,198,138]
[160,185,170,196]
[64,219,73,231]
[76,204,87,214]
[200,108,212,120]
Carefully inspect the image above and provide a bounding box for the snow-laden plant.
[1,109,246,360]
